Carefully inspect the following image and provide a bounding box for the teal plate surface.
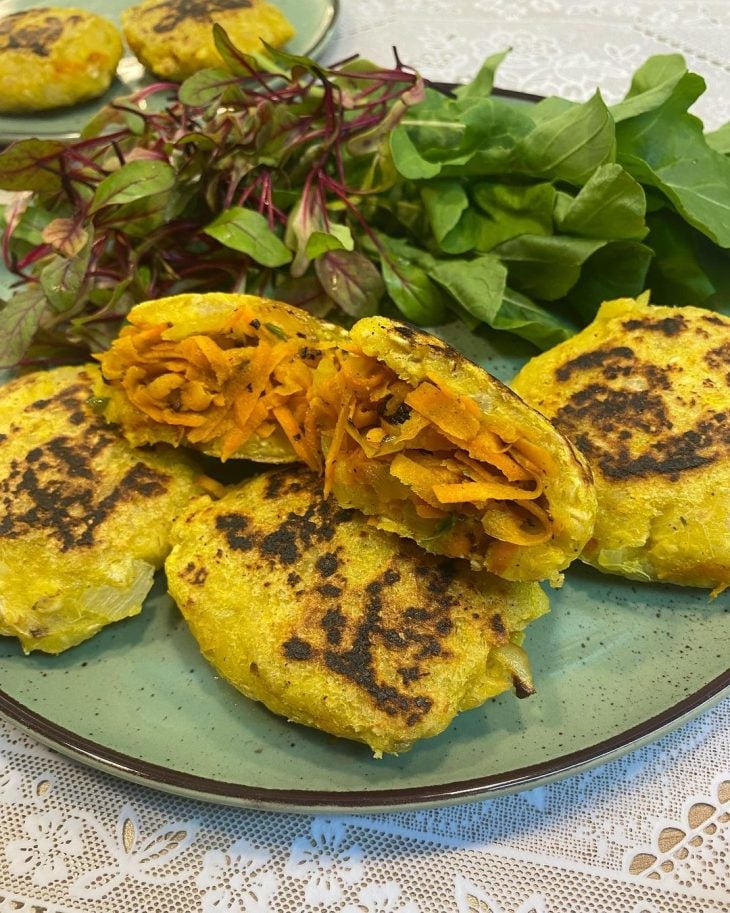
[0,320,728,813]
[0,0,339,142]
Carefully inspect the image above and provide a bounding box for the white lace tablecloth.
[1,2,730,911]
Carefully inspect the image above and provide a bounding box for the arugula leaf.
[706,122,730,154]
[644,209,730,307]
[515,91,616,184]
[490,287,575,350]
[611,54,696,122]
[454,50,509,100]
[420,181,470,245]
[616,72,730,246]
[377,236,450,324]
[390,128,442,179]
[564,240,653,322]
[556,163,647,240]
[429,254,507,323]
[472,181,555,249]
[495,234,607,300]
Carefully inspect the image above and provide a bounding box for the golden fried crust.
[512,296,730,591]
[166,469,548,755]
[0,8,122,113]
[0,364,202,653]
[121,0,295,81]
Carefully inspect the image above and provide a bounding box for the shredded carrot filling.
[101,313,554,558]
[309,349,553,556]
[99,308,340,469]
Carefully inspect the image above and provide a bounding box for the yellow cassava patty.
[512,296,730,592]
[0,364,203,654]
[0,7,122,113]
[166,468,548,756]
[121,0,295,82]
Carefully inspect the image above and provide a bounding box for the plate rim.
[1,669,727,813]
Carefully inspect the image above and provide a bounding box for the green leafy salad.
[1,29,729,367]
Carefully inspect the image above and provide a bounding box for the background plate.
[0,320,728,813]
[0,0,339,142]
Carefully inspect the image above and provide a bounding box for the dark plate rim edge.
[1,670,727,813]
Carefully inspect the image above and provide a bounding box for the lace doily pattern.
[325,0,730,128]
[0,699,727,912]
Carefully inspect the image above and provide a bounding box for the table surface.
[1,3,729,912]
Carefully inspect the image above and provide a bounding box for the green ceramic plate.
[0,317,728,813]
[0,0,339,142]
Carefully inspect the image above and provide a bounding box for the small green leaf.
[490,287,575,350]
[204,207,293,267]
[305,225,355,258]
[496,234,606,300]
[390,128,442,179]
[556,163,648,240]
[611,54,695,122]
[381,257,449,325]
[706,121,730,155]
[454,49,509,100]
[421,181,470,246]
[90,161,176,213]
[429,255,507,324]
[564,240,653,323]
[39,239,92,313]
[212,23,269,77]
[178,67,237,107]
[0,139,67,192]
[315,250,385,317]
[472,181,556,249]
[0,286,50,368]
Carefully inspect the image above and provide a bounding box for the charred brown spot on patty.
[553,344,730,480]
[622,315,688,337]
[315,552,339,577]
[705,340,730,373]
[179,561,209,586]
[215,513,253,551]
[555,346,635,382]
[275,545,461,724]
[145,0,253,33]
[0,10,66,57]
[0,430,170,550]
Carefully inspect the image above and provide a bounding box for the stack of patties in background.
[97,291,598,753]
[121,0,295,81]
[512,294,730,594]
[0,364,203,654]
